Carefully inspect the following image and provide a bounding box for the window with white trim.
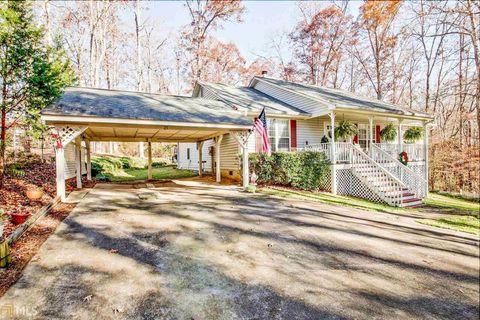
[357,124,368,149]
[267,119,290,152]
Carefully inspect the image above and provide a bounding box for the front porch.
[289,111,431,208]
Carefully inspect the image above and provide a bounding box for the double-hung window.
[267,119,290,152]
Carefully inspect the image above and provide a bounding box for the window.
[357,124,368,149]
[187,148,190,160]
[267,119,290,152]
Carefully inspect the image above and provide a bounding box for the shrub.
[249,151,330,190]
[118,156,146,169]
[91,156,124,177]
[152,158,172,168]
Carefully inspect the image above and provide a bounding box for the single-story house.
[41,76,433,208]
[177,76,434,207]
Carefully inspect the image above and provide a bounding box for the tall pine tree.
[0,1,75,186]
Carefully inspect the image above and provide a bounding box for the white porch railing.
[370,144,427,200]
[374,143,425,162]
[304,142,352,163]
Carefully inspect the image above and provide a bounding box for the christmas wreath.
[399,151,408,165]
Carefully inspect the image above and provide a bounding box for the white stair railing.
[347,143,407,206]
[370,144,427,200]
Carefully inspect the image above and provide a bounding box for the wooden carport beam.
[147,139,152,180]
[85,139,92,180]
[75,136,82,189]
[53,125,87,202]
[214,135,223,183]
[197,141,204,177]
[231,130,252,188]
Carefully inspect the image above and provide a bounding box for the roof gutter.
[334,107,434,121]
[41,114,253,130]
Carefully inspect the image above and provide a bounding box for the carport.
[41,87,253,201]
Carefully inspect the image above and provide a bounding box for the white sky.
[142,1,362,63]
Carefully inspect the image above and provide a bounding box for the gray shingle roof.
[256,77,433,118]
[198,81,309,116]
[42,87,253,126]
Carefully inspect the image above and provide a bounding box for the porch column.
[398,120,403,154]
[242,144,249,188]
[55,144,66,202]
[329,112,337,194]
[215,135,223,183]
[368,117,373,152]
[75,137,82,189]
[197,141,204,177]
[85,139,92,180]
[423,122,429,195]
[147,139,152,180]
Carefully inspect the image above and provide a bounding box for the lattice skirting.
[336,168,384,203]
[409,163,426,178]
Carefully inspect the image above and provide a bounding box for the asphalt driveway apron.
[0,179,478,319]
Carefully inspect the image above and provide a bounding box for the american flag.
[254,108,271,155]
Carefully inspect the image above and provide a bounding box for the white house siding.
[220,133,240,170]
[296,117,324,149]
[247,130,256,153]
[253,80,330,115]
[64,143,87,180]
[64,143,76,179]
[177,140,214,172]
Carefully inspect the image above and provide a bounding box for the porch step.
[399,198,423,208]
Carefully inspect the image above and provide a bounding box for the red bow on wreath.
[399,151,408,165]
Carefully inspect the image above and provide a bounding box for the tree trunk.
[135,0,142,92]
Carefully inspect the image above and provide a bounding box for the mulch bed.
[1,159,97,297]
[0,202,75,297]
[0,161,79,239]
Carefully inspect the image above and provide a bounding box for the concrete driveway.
[1,178,479,320]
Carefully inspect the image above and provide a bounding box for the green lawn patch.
[259,186,480,235]
[103,166,198,182]
[417,216,480,235]
[258,187,408,213]
[425,193,479,212]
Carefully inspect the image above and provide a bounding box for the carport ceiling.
[41,87,253,142]
[84,125,232,142]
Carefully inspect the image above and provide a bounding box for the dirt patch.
[0,203,75,297]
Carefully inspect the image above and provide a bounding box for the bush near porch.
[91,155,195,182]
[249,151,330,190]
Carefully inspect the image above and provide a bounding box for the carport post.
[242,144,249,188]
[55,144,66,202]
[75,136,82,189]
[197,141,204,177]
[215,135,223,182]
[85,139,92,180]
[147,139,152,180]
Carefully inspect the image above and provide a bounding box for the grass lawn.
[425,192,479,212]
[103,166,198,182]
[258,187,408,214]
[417,216,479,235]
[259,186,480,235]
